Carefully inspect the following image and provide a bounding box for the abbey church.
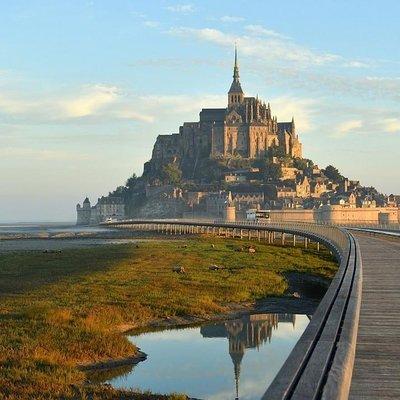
[147,47,302,172]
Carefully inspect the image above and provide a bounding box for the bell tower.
[228,45,244,107]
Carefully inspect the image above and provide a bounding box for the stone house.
[296,176,311,198]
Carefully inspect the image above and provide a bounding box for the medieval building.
[146,47,302,175]
[76,196,125,225]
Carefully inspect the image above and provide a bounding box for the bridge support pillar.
[316,241,320,251]
[304,237,308,249]
[293,235,296,247]
[281,233,285,245]
[257,230,261,242]
[248,230,251,240]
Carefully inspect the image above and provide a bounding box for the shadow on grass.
[0,244,136,295]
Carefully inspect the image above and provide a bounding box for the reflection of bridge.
[103,219,400,399]
[201,313,296,400]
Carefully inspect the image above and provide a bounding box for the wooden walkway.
[350,233,400,399]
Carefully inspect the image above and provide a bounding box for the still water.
[100,313,310,400]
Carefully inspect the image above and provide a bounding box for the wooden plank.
[349,234,400,399]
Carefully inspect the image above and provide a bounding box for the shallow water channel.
[94,313,310,399]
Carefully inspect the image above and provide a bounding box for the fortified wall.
[267,206,399,224]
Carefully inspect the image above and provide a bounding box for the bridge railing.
[105,218,349,260]
[103,218,361,399]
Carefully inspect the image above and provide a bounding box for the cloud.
[0,83,156,124]
[0,147,93,161]
[245,24,288,39]
[143,20,159,28]
[165,24,400,103]
[382,118,400,133]
[334,119,363,137]
[166,4,194,13]
[139,94,226,116]
[220,15,245,23]
[114,108,155,123]
[0,84,121,121]
[313,101,400,139]
[0,94,34,114]
[128,57,225,68]
[61,84,119,118]
[168,26,341,67]
[342,60,370,68]
[270,96,316,132]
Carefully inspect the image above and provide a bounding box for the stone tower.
[76,197,91,225]
[228,45,244,107]
[224,191,236,222]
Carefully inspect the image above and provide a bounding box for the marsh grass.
[0,237,337,399]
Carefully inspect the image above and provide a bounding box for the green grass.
[0,237,337,399]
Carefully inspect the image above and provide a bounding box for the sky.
[0,0,399,222]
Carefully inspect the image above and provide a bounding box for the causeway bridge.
[103,219,399,400]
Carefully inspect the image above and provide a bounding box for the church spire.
[233,43,239,82]
[228,44,244,107]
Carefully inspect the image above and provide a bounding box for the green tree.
[125,173,138,190]
[109,186,127,197]
[267,146,285,159]
[324,165,343,182]
[293,158,308,171]
[265,163,282,181]
[162,163,182,185]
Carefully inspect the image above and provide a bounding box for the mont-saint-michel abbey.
[150,47,302,164]
[77,48,399,226]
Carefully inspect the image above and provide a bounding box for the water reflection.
[201,314,296,399]
[103,313,309,400]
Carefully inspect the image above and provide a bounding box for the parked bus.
[246,209,271,222]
